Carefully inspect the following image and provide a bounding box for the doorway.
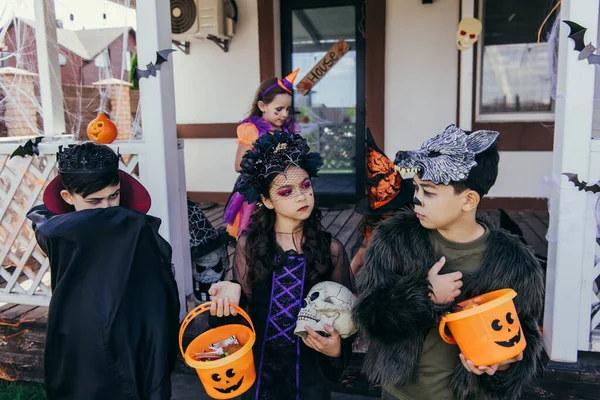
[281,0,366,204]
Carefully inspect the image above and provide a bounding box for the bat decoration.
[10,136,43,159]
[563,173,600,194]
[134,49,176,79]
[563,21,600,65]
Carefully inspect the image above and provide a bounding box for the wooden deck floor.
[0,204,550,384]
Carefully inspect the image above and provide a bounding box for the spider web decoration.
[0,0,141,140]
[187,198,218,248]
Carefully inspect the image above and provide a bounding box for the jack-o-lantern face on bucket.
[211,368,244,395]
[87,112,118,144]
[491,312,522,348]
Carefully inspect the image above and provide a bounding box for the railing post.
[135,0,190,319]
[544,0,599,362]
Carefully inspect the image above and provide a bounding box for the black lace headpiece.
[57,144,119,174]
[236,132,323,203]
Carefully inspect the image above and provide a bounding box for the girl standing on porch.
[211,132,354,399]
[224,69,301,238]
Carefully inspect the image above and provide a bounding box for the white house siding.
[384,0,552,199]
[174,0,260,192]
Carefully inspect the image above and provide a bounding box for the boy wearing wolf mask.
[353,125,544,400]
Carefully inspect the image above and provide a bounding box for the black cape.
[27,205,180,400]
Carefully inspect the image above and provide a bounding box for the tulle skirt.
[223,191,255,239]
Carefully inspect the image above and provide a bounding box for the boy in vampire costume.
[353,125,544,400]
[27,142,180,400]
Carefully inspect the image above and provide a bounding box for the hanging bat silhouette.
[9,137,43,159]
[134,49,176,79]
[563,21,600,65]
[563,173,600,194]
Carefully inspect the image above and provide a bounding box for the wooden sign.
[296,39,351,96]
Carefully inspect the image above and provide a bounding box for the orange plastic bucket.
[179,303,256,399]
[439,289,526,366]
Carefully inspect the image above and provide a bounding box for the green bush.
[0,380,45,400]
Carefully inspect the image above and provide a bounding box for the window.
[477,0,557,121]
[94,50,110,68]
[59,54,67,66]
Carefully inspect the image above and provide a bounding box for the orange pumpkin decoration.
[439,289,526,366]
[180,303,256,399]
[87,112,118,144]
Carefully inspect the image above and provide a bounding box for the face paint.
[412,196,422,206]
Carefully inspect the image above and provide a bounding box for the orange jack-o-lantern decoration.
[439,289,526,366]
[180,303,256,399]
[211,368,245,395]
[491,312,522,348]
[87,112,118,144]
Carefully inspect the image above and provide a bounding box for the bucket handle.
[179,302,255,359]
[439,317,456,344]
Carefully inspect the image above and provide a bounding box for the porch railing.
[0,137,145,306]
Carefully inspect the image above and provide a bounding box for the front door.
[281,0,366,204]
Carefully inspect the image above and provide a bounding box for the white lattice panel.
[0,145,141,307]
[0,153,56,306]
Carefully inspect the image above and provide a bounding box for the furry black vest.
[353,210,545,400]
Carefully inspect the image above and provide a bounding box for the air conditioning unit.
[171,0,236,41]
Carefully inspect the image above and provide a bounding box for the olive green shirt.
[385,226,489,400]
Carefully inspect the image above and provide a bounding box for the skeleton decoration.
[394,125,498,186]
[187,198,231,302]
[457,18,483,51]
[294,281,358,339]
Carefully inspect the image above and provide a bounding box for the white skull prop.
[294,281,357,339]
[457,18,482,51]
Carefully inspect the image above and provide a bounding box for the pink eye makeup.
[277,188,293,197]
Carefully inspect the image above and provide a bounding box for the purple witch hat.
[262,68,300,97]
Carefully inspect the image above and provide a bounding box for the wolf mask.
[394,125,499,185]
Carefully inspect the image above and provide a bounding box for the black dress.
[233,233,354,400]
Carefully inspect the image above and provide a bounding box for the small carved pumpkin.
[87,112,118,144]
[211,368,244,395]
[490,311,522,348]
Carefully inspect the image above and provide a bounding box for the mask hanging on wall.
[457,18,482,51]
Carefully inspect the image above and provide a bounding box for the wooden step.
[0,305,47,382]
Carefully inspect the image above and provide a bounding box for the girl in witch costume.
[211,132,354,399]
[224,69,301,239]
[351,128,414,276]
[353,126,544,400]
[26,142,180,400]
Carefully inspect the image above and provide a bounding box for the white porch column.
[33,0,65,136]
[458,0,475,130]
[544,0,600,362]
[135,0,190,319]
